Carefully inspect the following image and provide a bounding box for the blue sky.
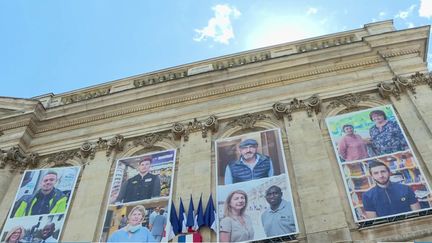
[1,1,431,98]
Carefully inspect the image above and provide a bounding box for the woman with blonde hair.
[5,226,25,243]
[219,190,254,242]
[107,205,155,242]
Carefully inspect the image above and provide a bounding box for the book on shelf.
[351,191,363,207]
[348,177,371,191]
[401,169,421,184]
[344,163,365,177]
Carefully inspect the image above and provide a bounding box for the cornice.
[60,87,111,105]
[33,22,428,110]
[0,48,422,134]
[378,48,420,58]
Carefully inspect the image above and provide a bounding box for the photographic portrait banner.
[215,129,299,242]
[0,166,80,242]
[100,149,177,242]
[326,105,432,222]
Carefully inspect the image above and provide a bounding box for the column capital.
[171,115,218,141]
[273,94,321,120]
[0,146,39,170]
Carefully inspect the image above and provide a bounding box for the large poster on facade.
[100,149,176,242]
[326,105,432,222]
[215,129,299,242]
[0,166,80,242]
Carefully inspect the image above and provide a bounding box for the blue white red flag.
[186,195,195,232]
[195,194,205,231]
[177,232,203,242]
[204,194,217,232]
[179,198,188,233]
[166,200,180,240]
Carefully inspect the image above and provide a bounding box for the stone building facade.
[1,20,432,242]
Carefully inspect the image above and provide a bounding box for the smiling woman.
[107,205,155,243]
[219,190,254,242]
[4,226,24,243]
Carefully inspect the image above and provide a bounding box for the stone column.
[174,131,213,241]
[0,167,22,226]
[283,112,352,242]
[61,149,115,242]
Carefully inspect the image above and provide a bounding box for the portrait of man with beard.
[224,139,274,185]
[362,160,421,219]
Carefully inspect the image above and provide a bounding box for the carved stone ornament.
[60,87,111,105]
[172,115,218,141]
[80,141,96,160]
[106,134,125,156]
[410,71,432,88]
[0,146,39,170]
[378,81,401,100]
[327,93,370,110]
[0,131,3,136]
[272,94,321,120]
[45,150,79,167]
[226,113,268,129]
[378,75,416,100]
[133,133,167,148]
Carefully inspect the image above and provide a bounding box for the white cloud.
[407,22,415,28]
[419,0,432,18]
[379,11,386,17]
[395,4,416,19]
[193,4,241,45]
[306,7,318,15]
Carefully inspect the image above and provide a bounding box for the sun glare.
[245,16,329,50]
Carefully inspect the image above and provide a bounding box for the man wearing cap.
[224,139,274,184]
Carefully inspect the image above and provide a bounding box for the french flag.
[178,198,188,233]
[204,194,217,232]
[177,232,202,242]
[162,200,180,241]
[195,194,205,231]
[186,195,195,232]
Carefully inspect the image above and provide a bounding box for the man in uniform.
[224,139,274,184]
[362,160,421,218]
[117,156,161,203]
[13,171,67,217]
[261,185,296,237]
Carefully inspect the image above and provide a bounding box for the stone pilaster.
[61,149,114,242]
[283,112,351,242]
[0,167,15,204]
[407,85,432,135]
[389,94,432,174]
[174,131,213,242]
[0,166,22,227]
